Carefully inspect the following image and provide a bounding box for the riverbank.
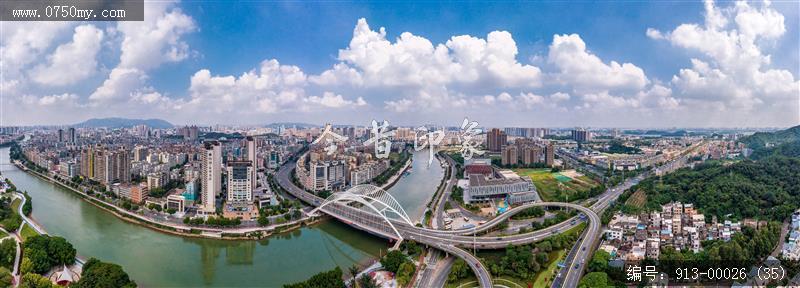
[14,161,327,240]
[12,152,415,241]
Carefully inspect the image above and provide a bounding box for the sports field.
[513,169,599,202]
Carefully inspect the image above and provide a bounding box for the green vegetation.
[22,192,32,216]
[20,224,38,241]
[183,215,241,227]
[447,258,472,283]
[603,140,642,154]
[532,250,565,288]
[0,267,12,288]
[396,262,415,286]
[510,206,545,220]
[450,185,463,203]
[23,235,76,274]
[73,258,137,288]
[0,239,16,270]
[578,272,610,288]
[380,250,410,273]
[513,168,603,202]
[373,151,411,186]
[481,223,585,284]
[148,179,185,198]
[639,156,800,221]
[0,197,21,232]
[283,267,345,288]
[740,125,800,149]
[20,272,55,288]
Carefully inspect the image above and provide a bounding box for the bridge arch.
[310,184,413,240]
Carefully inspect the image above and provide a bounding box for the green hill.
[740,125,800,149]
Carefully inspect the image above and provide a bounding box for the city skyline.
[2,1,799,128]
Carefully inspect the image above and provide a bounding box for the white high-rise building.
[246,136,257,190]
[201,141,222,214]
[226,161,253,203]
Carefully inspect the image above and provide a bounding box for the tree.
[73,258,136,288]
[25,248,50,275]
[20,273,54,288]
[357,274,378,288]
[46,236,76,266]
[0,267,12,288]
[588,250,611,272]
[257,215,270,227]
[448,259,470,282]
[578,272,609,288]
[348,265,360,286]
[396,262,415,286]
[0,239,15,269]
[283,267,345,288]
[380,250,408,273]
[20,257,32,274]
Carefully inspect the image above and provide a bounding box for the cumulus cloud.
[31,25,104,86]
[90,1,195,102]
[649,0,799,111]
[548,33,649,92]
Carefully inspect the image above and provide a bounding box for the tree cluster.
[23,235,76,275]
[72,258,136,288]
[283,267,345,288]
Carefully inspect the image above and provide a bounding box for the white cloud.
[651,0,798,111]
[307,92,367,108]
[0,22,73,78]
[548,33,649,92]
[36,93,78,106]
[549,92,571,102]
[31,25,104,86]
[90,1,195,102]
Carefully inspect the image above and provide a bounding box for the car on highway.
[495,237,502,240]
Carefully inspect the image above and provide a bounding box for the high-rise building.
[179,126,200,141]
[133,146,148,162]
[501,145,518,166]
[80,148,94,179]
[572,129,592,142]
[201,141,222,214]
[245,136,257,190]
[544,143,555,166]
[93,149,106,183]
[487,128,507,152]
[226,161,253,203]
[521,145,542,165]
[68,127,76,143]
[57,129,64,142]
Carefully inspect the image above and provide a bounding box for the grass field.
[20,223,38,241]
[625,190,647,209]
[10,198,21,214]
[513,169,599,202]
[533,250,567,288]
[0,230,7,239]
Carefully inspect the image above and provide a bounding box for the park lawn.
[494,276,529,288]
[0,230,7,239]
[533,249,566,288]
[445,274,478,288]
[513,169,599,202]
[20,223,38,241]
[10,198,21,213]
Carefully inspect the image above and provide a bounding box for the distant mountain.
[74,118,173,129]
[740,125,800,149]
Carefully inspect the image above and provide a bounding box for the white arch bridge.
[309,184,415,241]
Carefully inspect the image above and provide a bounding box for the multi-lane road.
[276,150,694,288]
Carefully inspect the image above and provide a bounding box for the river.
[0,148,441,287]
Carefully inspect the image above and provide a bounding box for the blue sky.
[2,0,798,127]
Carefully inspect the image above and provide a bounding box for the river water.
[0,148,441,287]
